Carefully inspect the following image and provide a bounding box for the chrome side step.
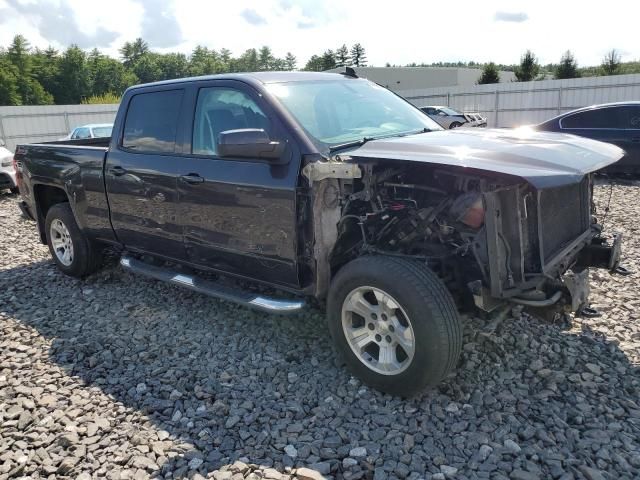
[120,256,305,315]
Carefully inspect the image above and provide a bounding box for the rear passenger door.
[176,80,302,288]
[105,87,189,260]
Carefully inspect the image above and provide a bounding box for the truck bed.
[15,139,115,245]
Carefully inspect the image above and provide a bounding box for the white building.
[326,66,515,93]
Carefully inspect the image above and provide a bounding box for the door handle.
[180,173,205,184]
[109,166,127,176]
[631,138,640,143]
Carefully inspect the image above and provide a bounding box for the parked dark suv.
[533,102,640,173]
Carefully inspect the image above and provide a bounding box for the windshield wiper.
[329,137,374,153]
[328,128,431,153]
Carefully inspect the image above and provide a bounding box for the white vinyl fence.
[0,104,119,152]
[2,73,640,151]
[399,73,640,128]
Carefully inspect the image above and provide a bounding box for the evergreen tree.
[258,46,275,71]
[335,44,351,67]
[119,38,149,68]
[514,50,540,82]
[54,45,90,103]
[601,49,621,75]
[478,62,500,84]
[7,35,52,104]
[0,56,21,105]
[320,50,336,70]
[555,50,579,79]
[304,55,324,72]
[350,43,367,67]
[284,52,297,71]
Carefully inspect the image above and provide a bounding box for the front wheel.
[45,203,103,278]
[449,122,462,129]
[327,256,462,397]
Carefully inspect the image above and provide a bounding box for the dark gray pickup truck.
[14,71,626,396]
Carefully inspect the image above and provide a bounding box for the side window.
[192,87,270,155]
[74,128,91,139]
[561,107,625,129]
[122,89,184,153]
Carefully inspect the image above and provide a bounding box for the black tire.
[327,256,462,397]
[449,122,462,129]
[45,203,102,278]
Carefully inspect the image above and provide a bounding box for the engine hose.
[510,290,563,307]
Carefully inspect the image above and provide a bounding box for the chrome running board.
[120,256,305,315]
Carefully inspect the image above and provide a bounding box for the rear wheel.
[327,256,462,397]
[45,203,102,278]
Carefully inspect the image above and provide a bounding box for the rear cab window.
[122,89,184,153]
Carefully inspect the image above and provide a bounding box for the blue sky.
[1,0,639,67]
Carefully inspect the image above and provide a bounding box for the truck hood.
[342,128,625,188]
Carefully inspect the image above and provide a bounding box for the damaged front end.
[303,155,623,316]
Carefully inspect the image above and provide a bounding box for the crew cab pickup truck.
[14,71,626,396]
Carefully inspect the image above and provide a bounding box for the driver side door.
[177,80,302,288]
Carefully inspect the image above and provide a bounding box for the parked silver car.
[420,106,469,129]
[61,123,113,140]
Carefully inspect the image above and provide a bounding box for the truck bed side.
[15,141,117,245]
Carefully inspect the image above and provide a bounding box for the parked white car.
[61,123,113,140]
[0,139,18,194]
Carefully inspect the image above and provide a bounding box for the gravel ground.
[1,182,639,480]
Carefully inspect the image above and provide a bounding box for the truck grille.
[538,178,590,262]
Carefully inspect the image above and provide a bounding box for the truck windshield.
[267,79,442,150]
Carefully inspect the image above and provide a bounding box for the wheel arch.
[32,183,73,243]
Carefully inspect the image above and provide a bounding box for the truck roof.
[127,71,352,91]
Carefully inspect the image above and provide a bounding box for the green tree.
[32,47,60,96]
[320,50,336,70]
[555,50,579,79]
[7,35,53,104]
[119,38,149,68]
[132,53,162,83]
[88,49,136,96]
[478,62,500,84]
[514,50,540,82]
[601,49,621,75]
[0,56,21,105]
[258,46,274,71]
[54,45,90,103]
[304,55,324,72]
[189,46,221,76]
[284,52,297,71]
[235,48,258,72]
[157,53,189,80]
[335,44,351,67]
[350,43,366,67]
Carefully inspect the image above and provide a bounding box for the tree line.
[0,35,369,106]
[0,33,636,105]
[477,48,633,84]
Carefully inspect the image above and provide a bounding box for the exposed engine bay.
[303,159,624,314]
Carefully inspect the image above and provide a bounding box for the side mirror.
[218,129,286,162]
